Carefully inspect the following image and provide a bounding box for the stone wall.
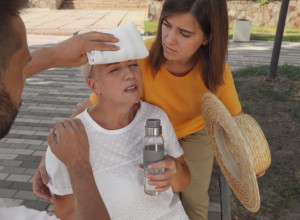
[227,0,300,28]
[148,0,300,28]
[27,0,49,8]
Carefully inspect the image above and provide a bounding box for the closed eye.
[109,67,120,73]
[180,31,191,38]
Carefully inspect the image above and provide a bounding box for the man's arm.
[48,119,110,220]
[25,32,119,78]
[33,98,93,201]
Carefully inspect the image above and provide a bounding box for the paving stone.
[0,166,4,171]
[34,131,49,136]
[5,134,21,139]
[21,200,50,211]
[0,189,17,198]
[5,138,26,144]
[0,154,18,160]
[23,139,44,145]
[28,145,48,151]
[6,174,32,182]
[0,173,9,180]
[15,155,41,162]
[24,168,37,176]
[0,160,22,167]
[0,180,13,188]
[0,148,14,154]
[20,161,40,169]
[9,143,30,149]
[0,142,10,148]
[10,182,33,191]
[12,149,34,155]
[1,167,26,175]
[32,151,46,157]
[21,135,47,141]
[14,190,38,201]
[1,198,23,207]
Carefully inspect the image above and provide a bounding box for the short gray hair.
[81,63,94,78]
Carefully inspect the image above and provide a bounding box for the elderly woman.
[45,24,190,220]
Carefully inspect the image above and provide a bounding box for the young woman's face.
[92,60,143,106]
[161,12,208,63]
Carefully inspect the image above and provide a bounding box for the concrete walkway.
[0,8,299,219]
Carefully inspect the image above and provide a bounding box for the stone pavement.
[0,8,299,220]
[21,8,147,35]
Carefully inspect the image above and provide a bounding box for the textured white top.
[46,101,189,220]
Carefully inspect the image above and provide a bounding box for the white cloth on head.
[87,22,149,65]
[46,101,189,220]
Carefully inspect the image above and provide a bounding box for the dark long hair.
[149,0,228,93]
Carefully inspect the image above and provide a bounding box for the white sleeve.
[161,112,184,159]
[45,146,73,196]
[0,199,59,220]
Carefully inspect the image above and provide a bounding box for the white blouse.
[46,101,188,220]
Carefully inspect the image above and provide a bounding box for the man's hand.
[47,118,90,170]
[47,119,111,220]
[25,32,119,78]
[32,155,54,203]
[50,32,119,68]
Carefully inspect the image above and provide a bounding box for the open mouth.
[124,85,137,92]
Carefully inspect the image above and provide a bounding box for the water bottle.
[143,119,165,196]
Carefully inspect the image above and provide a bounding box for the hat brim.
[202,92,260,212]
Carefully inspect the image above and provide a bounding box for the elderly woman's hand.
[140,155,191,193]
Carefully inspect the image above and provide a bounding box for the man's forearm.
[68,163,110,220]
[25,47,57,78]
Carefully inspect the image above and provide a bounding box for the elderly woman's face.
[92,60,143,105]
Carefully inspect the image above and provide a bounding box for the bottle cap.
[146,119,161,128]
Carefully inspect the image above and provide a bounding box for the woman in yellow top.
[34,0,244,219]
[90,0,241,219]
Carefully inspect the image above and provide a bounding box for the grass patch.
[233,64,300,80]
[277,64,300,81]
[144,21,158,36]
[229,24,300,42]
[233,65,269,77]
[257,87,289,102]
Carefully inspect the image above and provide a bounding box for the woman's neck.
[164,58,196,77]
[88,101,140,130]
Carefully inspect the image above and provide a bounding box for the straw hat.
[202,92,271,212]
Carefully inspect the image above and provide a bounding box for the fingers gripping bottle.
[143,119,165,196]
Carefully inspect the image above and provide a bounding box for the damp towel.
[86,22,149,65]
